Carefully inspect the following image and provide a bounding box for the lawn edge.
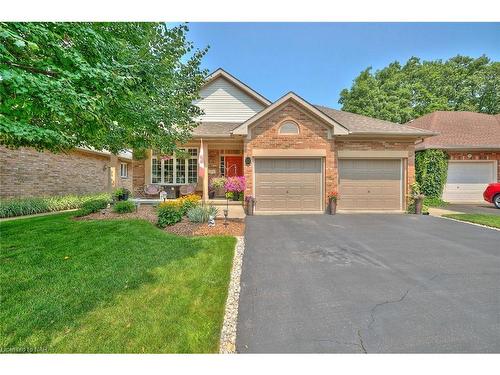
[439,215,500,231]
[219,236,245,354]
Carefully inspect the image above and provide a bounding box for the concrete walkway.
[429,203,500,217]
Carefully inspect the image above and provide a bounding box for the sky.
[179,22,500,109]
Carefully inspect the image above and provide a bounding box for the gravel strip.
[219,236,245,354]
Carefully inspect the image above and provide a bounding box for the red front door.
[225,156,243,177]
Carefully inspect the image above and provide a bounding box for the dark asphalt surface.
[236,214,500,353]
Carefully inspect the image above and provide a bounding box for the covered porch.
[134,138,245,203]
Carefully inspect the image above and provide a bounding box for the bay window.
[151,148,198,185]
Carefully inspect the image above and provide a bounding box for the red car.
[483,183,500,209]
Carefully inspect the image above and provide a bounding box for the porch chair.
[179,183,196,197]
[144,184,161,197]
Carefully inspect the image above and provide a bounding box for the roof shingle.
[316,105,435,136]
[192,122,241,137]
[405,111,500,150]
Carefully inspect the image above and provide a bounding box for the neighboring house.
[0,146,133,199]
[133,69,435,212]
[407,111,500,203]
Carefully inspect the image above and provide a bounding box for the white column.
[202,141,209,202]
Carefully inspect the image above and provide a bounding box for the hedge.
[0,193,112,218]
[415,149,449,198]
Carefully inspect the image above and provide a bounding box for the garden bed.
[163,217,245,237]
[75,205,157,224]
[75,205,246,236]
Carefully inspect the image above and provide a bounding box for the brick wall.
[243,100,418,211]
[447,150,500,182]
[0,146,132,199]
[244,103,336,208]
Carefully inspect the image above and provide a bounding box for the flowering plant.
[209,176,227,190]
[327,191,339,201]
[224,176,246,193]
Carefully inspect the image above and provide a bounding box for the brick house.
[0,146,133,199]
[133,69,435,212]
[407,111,500,203]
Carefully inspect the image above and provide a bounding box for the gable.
[233,93,349,136]
[195,77,266,122]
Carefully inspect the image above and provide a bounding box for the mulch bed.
[163,217,245,237]
[75,206,157,224]
[75,206,245,236]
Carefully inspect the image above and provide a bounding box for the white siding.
[195,77,265,122]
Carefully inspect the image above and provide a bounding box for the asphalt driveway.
[237,214,500,353]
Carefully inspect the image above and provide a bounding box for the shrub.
[113,187,130,201]
[187,204,218,223]
[157,200,183,227]
[75,198,110,217]
[415,149,449,198]
[178,194,201,214]
[0,193,111,218]
[424,197,448,208]
[113,201,135,214]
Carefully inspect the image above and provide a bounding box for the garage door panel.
[338,159,402,210]
[443,162,496,202]
[255,158,322,211]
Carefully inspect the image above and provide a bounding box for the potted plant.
[224,176,246,201]
[410,182,425,214]
[245,196,255,215]
[210,176,227,198]
[327,191,338,215]
[114,187,130,201]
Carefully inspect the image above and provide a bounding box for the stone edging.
[219,236,245,354]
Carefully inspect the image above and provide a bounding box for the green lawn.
[0,213,235,353]
[443,214,500,229]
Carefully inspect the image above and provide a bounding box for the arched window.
[279,121,299,135]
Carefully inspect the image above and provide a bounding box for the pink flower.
[224,176,246,193]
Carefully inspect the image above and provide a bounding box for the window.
[120,163,128,178]
[151,148,198,185]
[220,155,225,176]
[279,121,299,135]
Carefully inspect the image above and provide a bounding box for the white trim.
[252,149,326,157]
[338,150,409,158]
[204,69,271,106]
[232,92,350,136]
[400,158,403,211]
[119,162,128,178]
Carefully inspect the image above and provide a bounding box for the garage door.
[338,159,402,210]
[443,161,496,203]
[255,158,322,211]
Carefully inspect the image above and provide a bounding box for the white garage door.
[443,161,496,203]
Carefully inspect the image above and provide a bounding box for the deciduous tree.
[0,22,207,153]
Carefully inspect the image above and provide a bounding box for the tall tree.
[0,22,207,153]
[339,55,500,123]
